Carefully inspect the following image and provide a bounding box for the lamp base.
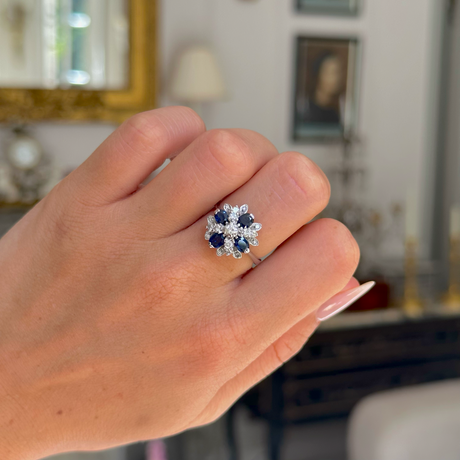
[442,292,460,312]
[402,298,424,318]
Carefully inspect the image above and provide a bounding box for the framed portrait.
[297,0,361,16]
[293,36,360,142]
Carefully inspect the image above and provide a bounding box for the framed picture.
[297,0,361,16]
[293,36,360,142]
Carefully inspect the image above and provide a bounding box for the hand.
[0,107,359,459]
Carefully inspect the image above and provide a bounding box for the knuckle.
[272,324,316,366]
[120,107,206,162]
[229,128,279,157]
[123,112,169,152]
[279,152,331,209]
[43,206,74,244]
[171,105,206,130]
[138,263,194,311]
[186,314,229,376]
[318,218,361,275]
[185,304,247,377]
[203,129,253,177]
[222,305,254,348]
[40,189,82,238]
[272,337,304,365]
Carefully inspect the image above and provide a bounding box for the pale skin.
[0,107,359,460]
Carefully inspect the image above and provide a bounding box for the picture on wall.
[297,0,361,16]
[293,36,360,141]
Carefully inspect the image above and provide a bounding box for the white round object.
[7,136,42,170]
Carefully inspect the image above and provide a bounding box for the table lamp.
[443,205,460,310]
[169,45,227,116]
[402,188,423,317]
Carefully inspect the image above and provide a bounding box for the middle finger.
[126,129,279,237]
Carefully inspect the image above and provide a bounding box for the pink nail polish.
[316,281,376,322]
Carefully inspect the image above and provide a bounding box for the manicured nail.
[316,281,376,322]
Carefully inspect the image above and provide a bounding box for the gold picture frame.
[0,0,157,124]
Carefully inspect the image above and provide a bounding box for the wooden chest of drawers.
[236,312,460,460]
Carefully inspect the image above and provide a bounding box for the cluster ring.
[205,204,262,260]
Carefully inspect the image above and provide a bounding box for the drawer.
[282,359,460,421]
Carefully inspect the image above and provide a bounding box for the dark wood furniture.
[233,311,460,460]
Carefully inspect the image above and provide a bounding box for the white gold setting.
[205,204,262,259]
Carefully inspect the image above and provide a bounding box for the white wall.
[446,0,460,206]
[0,0,445,259]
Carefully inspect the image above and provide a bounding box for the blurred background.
[1,0,460,459]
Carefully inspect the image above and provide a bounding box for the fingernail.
[316,281,376,322]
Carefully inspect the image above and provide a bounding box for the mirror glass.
[0,0,130,90]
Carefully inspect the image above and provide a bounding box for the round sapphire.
[210,233,225,248]
[215,210,229,224]
[235,237,250,253]
[238,213,254,228]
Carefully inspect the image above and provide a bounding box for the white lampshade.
[170,46,226,103]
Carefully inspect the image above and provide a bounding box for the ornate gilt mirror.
[0,0,157,123]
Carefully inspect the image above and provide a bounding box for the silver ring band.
[248,252,262,266]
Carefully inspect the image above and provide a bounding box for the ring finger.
[184,151,331,278]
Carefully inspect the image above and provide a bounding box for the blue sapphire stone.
[238,213,254,228]
[235,237,250,253]
[215,210,229,224]
[210,233,225,248]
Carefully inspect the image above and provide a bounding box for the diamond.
[247,237,259,246]
[223,204,232,213]
[232,247,243,259]
[240,204,248,214]
[224,223,239,237]
[229,212,239,224]
[251,223,262,231]
[243,228,257,238]
[217,246,227,256]
[207,215,216,226]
